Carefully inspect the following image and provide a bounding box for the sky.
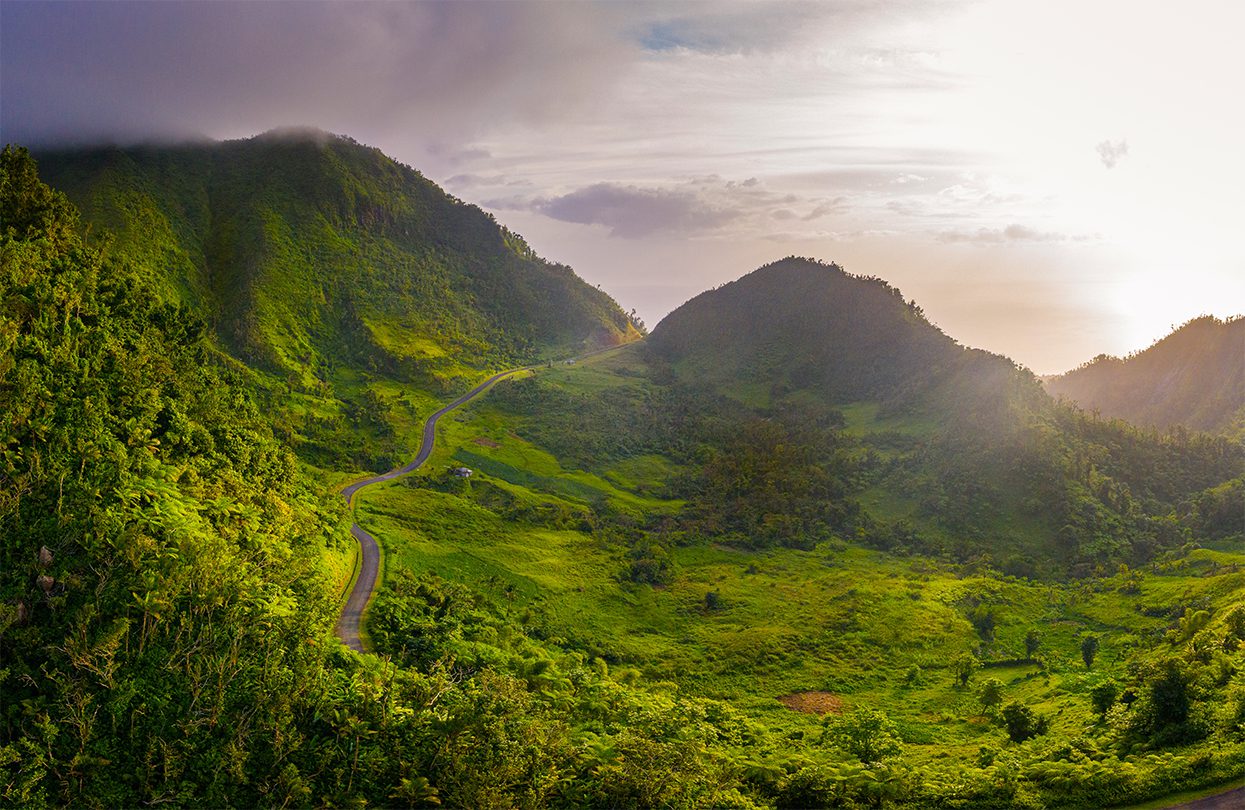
[3,0,1242,374]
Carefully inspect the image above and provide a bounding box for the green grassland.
[351,349,1245,807]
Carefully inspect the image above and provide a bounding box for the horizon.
[4,0,1242,375]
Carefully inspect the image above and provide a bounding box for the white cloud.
[1096,139,1129,169]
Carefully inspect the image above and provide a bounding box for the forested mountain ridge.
[1045,315,1245,435]
[4,146,1245,809]
[641,257,1241,577]
[36,130,639,389]
[649,257,1024,402]
[0,145,763,810]
[34,131,640,472]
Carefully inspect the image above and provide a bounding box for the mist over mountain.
[36,130,638,389]
[1045,315,1245,435]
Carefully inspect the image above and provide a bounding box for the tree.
[1141,658,1194,741]
[1024,630,1041,659]
[1225,606,1245,652]
[969,606,996,643]
[1081,635,1100,669]
[1001,702,1048,743]
[824,707,903,764]
[952,652,979,688]
[1090,681,1118,715]
[1227,607,1245,641]
[978,678,1004,712]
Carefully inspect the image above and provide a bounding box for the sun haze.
[3,0,1241,372]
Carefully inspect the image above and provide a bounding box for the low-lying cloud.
[529,183,741,238]
[489,176,848,239]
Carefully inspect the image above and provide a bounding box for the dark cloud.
[1096,139,1129,169]
[0,1,634,147]
[490,174,844,238]
[528,183,741,238]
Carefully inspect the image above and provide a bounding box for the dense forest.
[34,132,640,473]
[3,145,1244,808]
[642,258,1242,576]
[1045,315,1244,435]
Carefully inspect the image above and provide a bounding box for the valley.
[2,137,1242,809]
[345,343,1245,808]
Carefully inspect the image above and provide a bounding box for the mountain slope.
[648,256,1042,414]
[36,130,639,392]
[1045,315,1245,434]
[643,257,1241,575]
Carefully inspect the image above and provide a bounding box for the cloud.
[0,1,637,148]
[935,224,1086,244]
[803,198,850,220]
[1096,139,1129,169]
[492,175,847,238]
[523,183,741,238]
[632,1,959,55]
[445,173,530,190]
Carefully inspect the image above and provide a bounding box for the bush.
[1091,681,1119,715]
[823,707,904,764]
[1002,702,1049,743]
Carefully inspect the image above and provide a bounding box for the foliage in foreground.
[3,146,1244,808]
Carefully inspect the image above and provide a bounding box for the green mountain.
[36,129,638,388]
[1045,315,1245,434]
[648,256,1024,405]
[4,147,1244,809]
[34,130,639,471]
[641,257,1240,576]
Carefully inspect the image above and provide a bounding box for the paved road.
[334,367,529,651]
[1161,786,1245,810]
[334,342,636,650]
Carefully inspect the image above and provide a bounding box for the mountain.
[1045,315,1245,434]
[647,256,1044,425]
[642,257,1241,575]
[5,148,1244,809]
[36,130,639,392]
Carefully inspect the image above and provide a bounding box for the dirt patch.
[472,437,501,448]
[778,692,844,715]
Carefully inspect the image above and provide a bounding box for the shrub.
[1002,702,1048,743]
[824,707,904,764]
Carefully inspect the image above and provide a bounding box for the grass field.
[350,350,1245,797]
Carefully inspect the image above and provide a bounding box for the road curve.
[334,367,528,651]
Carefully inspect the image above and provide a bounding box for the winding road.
[331,348,1245,810]
[334,366,529,651]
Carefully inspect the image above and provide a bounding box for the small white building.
[451,467,473,478]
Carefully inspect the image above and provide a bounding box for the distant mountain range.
[1045,316,1244,435]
